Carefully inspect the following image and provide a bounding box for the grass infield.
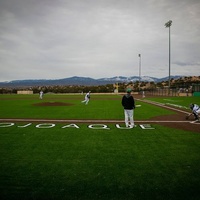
[0,94,200,200]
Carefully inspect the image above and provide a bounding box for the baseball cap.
[190,103,194,109]
[126,88,132,93]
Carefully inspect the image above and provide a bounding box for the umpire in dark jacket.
[122,88,135,128]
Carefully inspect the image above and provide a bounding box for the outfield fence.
[145,88,193,97]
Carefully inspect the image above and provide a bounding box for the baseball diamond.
[0,94,200,200]
[0,94,199,133]
[1,93,199,132]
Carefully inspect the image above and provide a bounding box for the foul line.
[136,98,190,115]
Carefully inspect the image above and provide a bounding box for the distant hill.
[0,75,182,87]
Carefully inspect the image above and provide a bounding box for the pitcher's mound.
[33,102,74,106]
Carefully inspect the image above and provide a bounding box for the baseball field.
[0,94,200,200]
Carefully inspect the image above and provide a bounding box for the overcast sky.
[0,0,200,82]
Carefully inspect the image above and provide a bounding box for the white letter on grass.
[62,124,80,129]
[18,123,32,128]
[36,123,55,128]
[139,124,155,129]
[0,123,15,127]
[88,124,110,130]
[116,124,132,129]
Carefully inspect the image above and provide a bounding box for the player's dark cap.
[190,103,194,109]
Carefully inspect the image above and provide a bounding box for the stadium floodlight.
[165,20,172,95]
[165,20,172,28]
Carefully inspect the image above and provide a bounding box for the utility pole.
[138,54,141,91]
[165,20,172,95]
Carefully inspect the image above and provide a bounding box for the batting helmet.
[190,104,194,110]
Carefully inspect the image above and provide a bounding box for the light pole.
[138,54,141,91]
[165,20,172,95]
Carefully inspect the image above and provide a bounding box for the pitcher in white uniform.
[81,91,91,105]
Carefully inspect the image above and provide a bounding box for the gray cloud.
[0,0,200,81]
[173,61,200,66]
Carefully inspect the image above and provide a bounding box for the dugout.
[192,84,200,96]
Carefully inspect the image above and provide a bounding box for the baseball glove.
[185,115,189,120]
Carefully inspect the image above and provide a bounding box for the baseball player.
[81,91,91,105]
[187,103,200,121]
[121,88,136,128]
[39,91,44,99]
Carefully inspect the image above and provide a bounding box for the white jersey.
[39,91,43,99]
[85,92,90,99]
[81,92,91,105]
[192,104,200,115]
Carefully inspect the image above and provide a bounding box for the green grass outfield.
[0,94,200,200]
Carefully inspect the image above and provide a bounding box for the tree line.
[0,76,199,94]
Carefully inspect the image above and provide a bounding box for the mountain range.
[0,76,181,87]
